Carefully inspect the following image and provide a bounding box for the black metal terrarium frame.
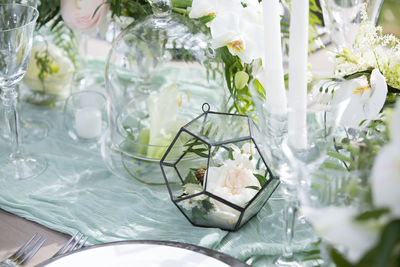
[160,103,280,231]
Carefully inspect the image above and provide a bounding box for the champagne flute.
[0,3,47,179]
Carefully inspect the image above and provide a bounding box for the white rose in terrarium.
[206,143,262,225]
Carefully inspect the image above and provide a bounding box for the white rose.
[205,143,260,225]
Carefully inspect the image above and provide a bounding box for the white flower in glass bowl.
[333,69,388,128]
[24,43,75,96]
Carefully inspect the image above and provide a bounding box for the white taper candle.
[288,0,309,149]
[262,0,287,115]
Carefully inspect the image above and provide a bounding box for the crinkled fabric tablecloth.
[0,63,318,266]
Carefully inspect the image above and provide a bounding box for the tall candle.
[288,0,309,149]
[262,0,287,115]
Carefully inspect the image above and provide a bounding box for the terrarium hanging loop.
[202,103,210,113]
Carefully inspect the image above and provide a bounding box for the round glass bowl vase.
[102,5,225,184]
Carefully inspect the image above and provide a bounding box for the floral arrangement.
[30,0,322,113]
[310,7,400,128]
[303,7,400,266]
[303,101,400,266]
[180,143,263,225]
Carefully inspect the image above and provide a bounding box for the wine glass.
[320,0,384,49]
[249,83,302,266]
[0,0,49,144]
[276,98,350,265]
[0,3,47,179]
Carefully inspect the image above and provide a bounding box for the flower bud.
[234,71,249,90]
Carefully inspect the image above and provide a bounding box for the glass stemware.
[320,0,384,49]
[0,3,47,179]
[0,0,49,144]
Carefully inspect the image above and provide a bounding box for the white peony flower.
[334,69,388,128]
[302,206,380,263]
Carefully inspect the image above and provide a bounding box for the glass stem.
[1,87,21,156]
[283,193,298,258]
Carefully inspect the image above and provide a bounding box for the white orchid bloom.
[302,206,380,263]
[307,80,337,110]
[334,69,387,128]
[189,0,242,20]
[210,11,263,63]
[371,102,400,218]
[240,0,264,25]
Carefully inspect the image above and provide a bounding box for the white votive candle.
[75,107,102,139]
[263,0,287,115]
[288,0,309,149]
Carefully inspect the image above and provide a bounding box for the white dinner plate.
[37,240,249,267]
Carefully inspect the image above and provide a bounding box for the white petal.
[365,69,388,119]
[210,11,240,39]
[391,101,400,145]
[188,0,215,18]
[371,144,400,218]
[302,206,379,263]
[237,24,264,63]
[339,96,366,128]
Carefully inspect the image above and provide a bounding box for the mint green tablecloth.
[0,64,318,266]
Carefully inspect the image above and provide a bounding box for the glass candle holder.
[64,90,108,143]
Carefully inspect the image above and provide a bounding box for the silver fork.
[52,232,88,258]
[0,233,46,267]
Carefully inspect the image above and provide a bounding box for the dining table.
[0,36,334,267]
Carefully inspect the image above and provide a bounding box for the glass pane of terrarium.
[175,196,241,231]
[184,113,250,144]
[162,130,207,164]
[239,176,280,228]
[161,130,210,200]
[160,164,184,195]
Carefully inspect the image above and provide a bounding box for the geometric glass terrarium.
[160,104,280,231]
[103,0,225,184]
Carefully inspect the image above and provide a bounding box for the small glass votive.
[64,90,108,142]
